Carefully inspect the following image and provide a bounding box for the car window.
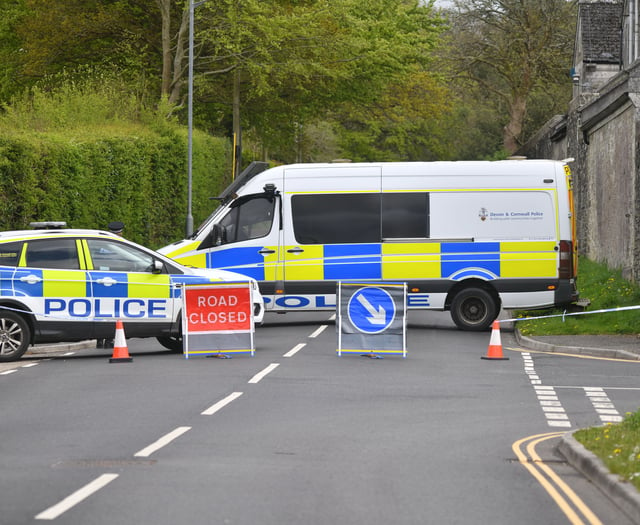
[86,239,155,273]
[0,241,23,267]
[24,239,80,269]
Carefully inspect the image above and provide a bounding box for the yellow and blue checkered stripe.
[201,241,557,281]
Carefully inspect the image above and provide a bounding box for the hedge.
[0,128,231,249]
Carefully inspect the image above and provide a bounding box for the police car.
[0,225,265,361]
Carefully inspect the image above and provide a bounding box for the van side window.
[219,196,275,243]
[382,193,429,239]
[292,194,379,244]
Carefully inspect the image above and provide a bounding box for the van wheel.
[0,311,31,362]
[156,335,183,353]
[450,287,498,331]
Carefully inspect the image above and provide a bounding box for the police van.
[159,160,579,330]
[0,227,264,361]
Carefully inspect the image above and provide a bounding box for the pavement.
[11,329,640,522]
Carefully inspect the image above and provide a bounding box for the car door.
[82,238,175,339]
[16,237,95,340]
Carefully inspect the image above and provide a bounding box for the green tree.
[446,0,576,153]
[193,0,445,163]
[0,0,28,103]
[333,70,457,161]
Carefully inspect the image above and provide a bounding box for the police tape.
[500,304,640,324]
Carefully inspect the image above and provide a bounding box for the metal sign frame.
[337,282,407,358]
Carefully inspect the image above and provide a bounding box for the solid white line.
[309,325,327,338]
[201,392,243,416]
[134,426,191,457]
[248,363,279,384]
[283,343,305,358]
[35,473,119,520]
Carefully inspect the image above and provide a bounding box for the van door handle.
[287,248,304,254]
[258,248,276,255]
[96,277,117,286]
[20,275,42,284]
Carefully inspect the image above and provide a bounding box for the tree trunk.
[233,68,242,178]
[503,94,527,154]
[169,7,189,104]
[157,0,172,98]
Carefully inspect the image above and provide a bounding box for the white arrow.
[356,293,388,325]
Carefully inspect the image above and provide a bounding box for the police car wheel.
[0,311,31,362]
[450,287,497,331]
[156,336,183,353]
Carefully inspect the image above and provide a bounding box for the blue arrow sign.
[347,287,395,334]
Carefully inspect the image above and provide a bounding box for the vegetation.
[516,257,640,336]
[574,410,640,491]
[0,0,578,168]
[446,0,576,153]
[0,1,579,238]
[0,71,230,247]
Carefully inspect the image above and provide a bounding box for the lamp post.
[187,0,207,237]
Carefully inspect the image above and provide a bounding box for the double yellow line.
[512,432,602,525]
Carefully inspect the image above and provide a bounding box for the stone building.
[518,0,640,282]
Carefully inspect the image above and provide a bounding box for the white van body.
[159,160,578,330]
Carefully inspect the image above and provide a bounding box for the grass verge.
[516,257,640,336]
[573,410,640,491]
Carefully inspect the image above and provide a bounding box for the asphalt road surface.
[1,311,638,524]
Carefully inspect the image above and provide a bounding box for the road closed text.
[184,285,253,332]
[188,310,248,325]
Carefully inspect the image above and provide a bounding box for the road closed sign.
[182,283,254,358]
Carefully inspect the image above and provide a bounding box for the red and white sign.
[181,283,255,359]
[184,284,253,333]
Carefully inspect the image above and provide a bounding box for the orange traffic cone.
[481,320,509,360]
[109,320,133,363]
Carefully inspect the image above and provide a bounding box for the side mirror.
[211,224,227,246]
[151,259,163,274]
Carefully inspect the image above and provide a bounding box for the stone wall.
[517,64,640,282]
[583,101,636,278]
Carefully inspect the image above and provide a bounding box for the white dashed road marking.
[134,426,192,458]
[35,473,119,520]
[202,392,243,416]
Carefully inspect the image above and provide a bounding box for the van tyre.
[450,287,498,331]
[0,311,31,362]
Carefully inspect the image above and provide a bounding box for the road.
[0,311,638,524]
